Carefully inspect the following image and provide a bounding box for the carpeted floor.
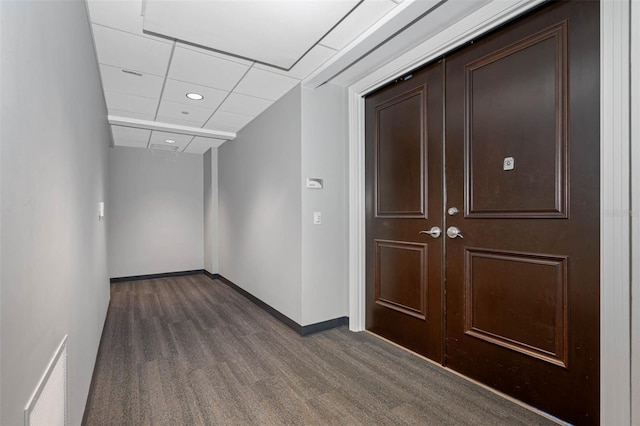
[82,274,555,425]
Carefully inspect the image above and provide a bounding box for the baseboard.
[202,270,218,281]
[300,316,349,336]
[110,269,204,283]
[206,273,348,336]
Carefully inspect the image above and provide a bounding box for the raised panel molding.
[374,239,428,319]
[374,85,427,218]
[464,22,568,218]
[464,247,568,367]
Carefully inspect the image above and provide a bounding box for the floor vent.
[24,335,67,426]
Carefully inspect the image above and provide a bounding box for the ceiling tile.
[161,79,228,110]
[156,116,204,128]
[111,125,151,148]
[149,131,194,150]
[99,64,164,99]
[108,109,155,121]
[168,46,249,91]
[204,111,254,133]
[219,93,273,117]
[183,136,227,154]
[175,42,253,67]
[156,100,213,126]
[255,45,337,80]
[104,91,158,116]
[92,24,173,76]
[86,0,172,44]
[86,0,141,33]
[320,0,397,51]
[233,68,300,101]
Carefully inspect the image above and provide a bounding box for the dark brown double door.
[365,1,599,424]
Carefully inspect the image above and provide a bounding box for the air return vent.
[150,143,179,152]
[24,335,67,426]
[121,69,142,77]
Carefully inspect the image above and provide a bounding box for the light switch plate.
[313,211,321,225]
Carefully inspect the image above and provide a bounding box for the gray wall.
[219,85,303,323]
[108,147,204,278]
[218,83,349,326]
[203,148,219,274]
[0,2,111,424]
[300,85,349,325]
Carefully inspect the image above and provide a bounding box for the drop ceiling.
[87,0,491,155]
[86,0,405,154]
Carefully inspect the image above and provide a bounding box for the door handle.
[446,226,463,239]
[419,226,441,238]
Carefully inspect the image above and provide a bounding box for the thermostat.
[306,178,323,189]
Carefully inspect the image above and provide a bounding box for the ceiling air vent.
[121,69,142,77]
[150,144,179,152]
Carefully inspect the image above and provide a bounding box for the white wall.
[203,148,219,274]
[108,147,204,278]
[300,85,349,325]
[632,0,640,422]
[0,4,4,418]
[218,83,350,327]
[219,85,303,323]
[0,2,111,424]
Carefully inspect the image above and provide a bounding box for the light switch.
[503,157,515,171]
[98,202,105,220]
[313,211,322,225]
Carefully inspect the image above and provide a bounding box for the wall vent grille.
[24,335,67,426]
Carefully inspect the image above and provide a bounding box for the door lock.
[447,207,459,216]
[419,226,441,239]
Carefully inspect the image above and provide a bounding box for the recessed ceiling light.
[186,93,204,100]
[165,139,176,144]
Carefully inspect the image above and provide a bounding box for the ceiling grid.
[87,0,473,154]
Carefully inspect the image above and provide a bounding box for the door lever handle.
[446,226,463,239]
[419,226,441,239]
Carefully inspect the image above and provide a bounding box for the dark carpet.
[83,274,555,425]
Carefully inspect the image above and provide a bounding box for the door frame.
[346,0,634,424]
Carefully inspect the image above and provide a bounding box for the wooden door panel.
[465,22,568,218]
[366,62,444,362]
[375,240,428,319]
[464,248,568,367]
[375,87,427,217]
